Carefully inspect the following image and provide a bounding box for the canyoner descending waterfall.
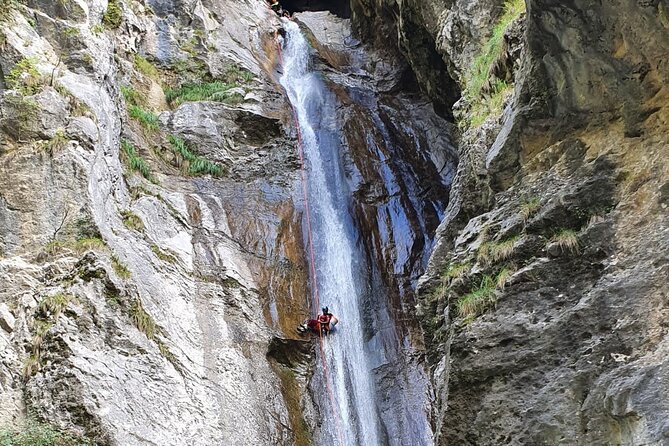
[278,20,382,445]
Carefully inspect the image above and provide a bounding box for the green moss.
[440,262,470,285]
[63,26,80,37]
[6,57,43,95]
[102,0,122,29]
[167,135,224,177]
[46,237,107,256]
[0,419,95,445]
[120,139,152,180]
[91,24,104,34]
[120,210,145,232]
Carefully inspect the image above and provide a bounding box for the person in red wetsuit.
[298,307,339,336]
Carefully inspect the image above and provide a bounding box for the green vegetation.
[463,0,525,126]
[520,196,541,222]
[39,293,74,318]
[63,26,80,37]
[477,235,520,265]
[164,81,243,107]
[6,57,43,95]
[151,244,177,264]
[0,0,24,23]
[1,94,38,141]
[130,299,156,340]
[133,54,159,80]
[128,105,159,131]
[111,255,131,279]
[120,86,142,106]
[223,64,254,84]
[102,0,122,29]
[167,135,224,177]
[120,140,152,180]
[551,229,579,254]
[495,267,513,290]
[440,262,470,285]
[46,237,106,256]
[91,24,104,34]
[120,210,145,232]
[0,419,94,446]
[41,129,69,153]
[456,275,497,320]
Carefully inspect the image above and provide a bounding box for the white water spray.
[279,20,382,445]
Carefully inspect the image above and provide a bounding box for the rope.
[275,28,348,446]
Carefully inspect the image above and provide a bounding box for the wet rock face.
[402,0,669,444]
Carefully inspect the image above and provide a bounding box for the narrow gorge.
[0,0,667,445]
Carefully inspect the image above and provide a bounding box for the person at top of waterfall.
[269,0,282,14]
[298,307,339,336]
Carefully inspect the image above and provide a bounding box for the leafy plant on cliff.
[0,0,24,23]
[128,105,160,131]
[441,262,470,285]
[111,255,131,279]
[0,419,94,446]
[130,299,156,340]
[464,0,525,126]
[121,139,152,180]
[167,135,224,177]
[6,57,43,95]
[40,128,69,153]
[164,81,243,107]
[133,54,159,80]
[102,0,122,29]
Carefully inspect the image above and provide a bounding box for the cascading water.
[279,20,382,445]
[278,19,442,446]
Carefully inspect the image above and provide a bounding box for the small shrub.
[120,210,145,232]
[133,54,159,80]
[520,197,541,222]
[111,255,131,279]
[551,229,579,254]
[128,105,159,131]
[167,135,224,177]
[102,0,122,29]
[120,85,142,106]
[63,26,80,37]
[120,140,152,180]
[456,275,497,319]
[6,57,43,95]
[130,299,156,340]
[91,24,104,34]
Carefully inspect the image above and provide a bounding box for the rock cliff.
[353,0,669,444]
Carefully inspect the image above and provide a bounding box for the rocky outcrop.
[349,0,669,444]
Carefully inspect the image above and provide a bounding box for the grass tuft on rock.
[120,210,145,232]
[167,135,224,177]
[151,244,178,264]
[128,105,159,131]
[46,236,106,256]
[102,0,122,28]
[134,54,159,80]
[39,293,74,318]
[456,275,497,319]
[40,129,69,153]
[6,57,43,96]
[478,236,520,265]
[440,262,470,285]
[121,140,152,180]
[551,229,580,254]
[520,196,541,222]
[130,299,156,340]
[111,255,131,279]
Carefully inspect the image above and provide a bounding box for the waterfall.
[279,20,382,445]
